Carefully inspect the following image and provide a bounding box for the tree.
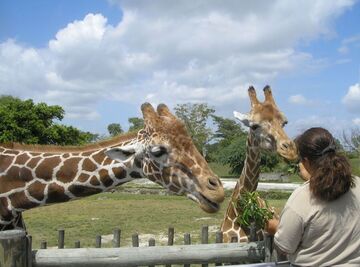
[342,128,360,154]
[128,117,144,132]
[107,123,123,137]
[211,115,246,144]
[174,103,215,154]
[0,96,96,145]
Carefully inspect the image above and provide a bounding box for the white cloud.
[342,83,360,113]
[0,1,355,121]
[338,34,360,54]
[288,94,311,105]
[353,118,360,126]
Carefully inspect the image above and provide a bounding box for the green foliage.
[217,135,248,175]
[235,191,273,228]
[174,103,215,154]
[259,151,281,172]
[107,123,123,137]
[0,96,96,145]
[128,117,144,132]
[211,115,245,145]
[215,135,280,175]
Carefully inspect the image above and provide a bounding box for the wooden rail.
[0,225,280,266]
[32,242,265,267]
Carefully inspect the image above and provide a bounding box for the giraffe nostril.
[207,177,219,189]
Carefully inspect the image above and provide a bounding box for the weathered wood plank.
[0,230,28,267]
[201,225,209,267]
[95,235,101,248]
[113,229,121,248]
[32,242,265,267]
[58,229,65,249]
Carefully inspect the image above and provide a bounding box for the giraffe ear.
[141,102,160,127]
[105,144,145,162]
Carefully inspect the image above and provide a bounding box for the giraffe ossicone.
[221,85,298,243]
[0,102,225,230]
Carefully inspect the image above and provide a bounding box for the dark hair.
[295,127,354,201]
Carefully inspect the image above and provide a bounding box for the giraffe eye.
[150,146,168,157]
[282,121,288,127]
[250,124,260,131]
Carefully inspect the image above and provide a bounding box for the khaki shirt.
[274,176,360,266]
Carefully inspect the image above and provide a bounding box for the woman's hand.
[265,218,279,235]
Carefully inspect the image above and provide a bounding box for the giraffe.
[0,103,224,231]
[221,86,298,243]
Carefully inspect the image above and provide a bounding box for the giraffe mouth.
[187,193,220,213]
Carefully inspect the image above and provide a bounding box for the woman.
[267,127,360,266]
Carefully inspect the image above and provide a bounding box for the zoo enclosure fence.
[0,225,290,267]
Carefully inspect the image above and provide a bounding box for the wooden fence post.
[95,235,102,248]
[113,228,121,248]
[40,241,47,249]
[264,232,273,262]
[215,231,223,266]
[166,227,174,267]
[201,225,209,267]
[0,230,29,267]
[27,235,32,267]
[148,238,155,267]
[249,222,257,242]
[74,240,80,248]
[184,233,191,267]
[58,229,65,249]
[132,233,139,247]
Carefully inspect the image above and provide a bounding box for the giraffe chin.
[187,193,220,213]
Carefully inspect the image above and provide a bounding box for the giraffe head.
[106,103,224,213]
[233,86,298,161]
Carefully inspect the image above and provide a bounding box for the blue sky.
[1,0,360,138]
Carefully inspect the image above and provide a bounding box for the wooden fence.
[0,226,289,267]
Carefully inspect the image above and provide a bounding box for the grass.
[23,190,287,249]
[209,162,235,178]
[350,157,360,176]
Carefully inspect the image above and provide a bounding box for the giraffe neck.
[221,129,261,242]
[0,135,145,230]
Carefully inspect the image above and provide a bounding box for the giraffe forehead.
[251,103,285,123]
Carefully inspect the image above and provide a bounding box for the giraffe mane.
[0,131,138,153]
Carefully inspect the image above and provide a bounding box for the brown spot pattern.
[14,153,30,165]
[0,197,12,220]
[92,151,106,164]
[112,167,126,180]
[9,192,38,209]
[82,158,97,172]
[35,157,61,181]
[57,157,81,183]
[0,155,14,173]
[77,173,90,183]
[68,185,102,197]
[99,169,113,187]
[47,183,70,203]
[90,176,100,186]
[27,181,46,201]
[26,157,41,169]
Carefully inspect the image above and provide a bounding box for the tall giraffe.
[0,103,224,231]
[221,86,297,242]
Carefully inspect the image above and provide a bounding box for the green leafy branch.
[235,191,273,229]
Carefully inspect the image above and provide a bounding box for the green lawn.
[209,162,235,178]
[350,158,360,176]
[24,191,286,249]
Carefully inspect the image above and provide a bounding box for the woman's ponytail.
[296,127,354,201]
